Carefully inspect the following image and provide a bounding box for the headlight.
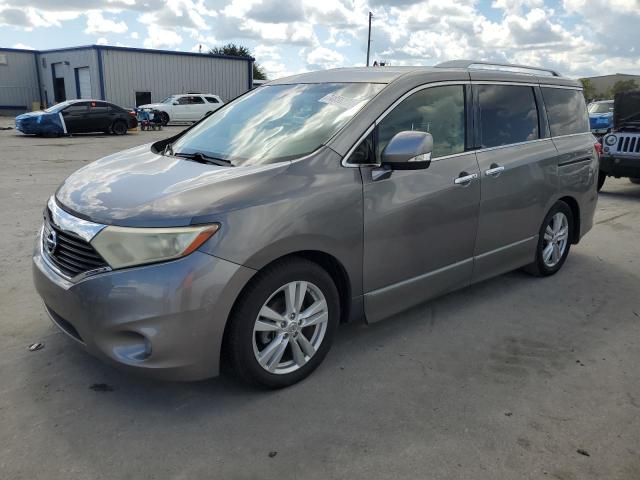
[91,224,219,269]
[605,135,617,146]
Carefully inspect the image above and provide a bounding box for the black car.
[15,99,137,136]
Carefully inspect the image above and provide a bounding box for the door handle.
[454,173,478,185]
[485,165,505,177]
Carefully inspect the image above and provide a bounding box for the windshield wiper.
[173,151,234,167]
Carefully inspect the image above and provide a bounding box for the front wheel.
[225,258,339,388]
[160,112,170,126]
[630,178,640,185]
[524,201,574,277]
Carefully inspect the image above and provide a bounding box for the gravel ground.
[1,119,639,480]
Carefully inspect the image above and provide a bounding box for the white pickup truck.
[138,93,224,125]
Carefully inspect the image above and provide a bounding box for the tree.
[609,79,639,98]
[578,78,596,101]
[209,43,267,80]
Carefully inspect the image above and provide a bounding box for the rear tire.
[160,112,170,126]
[597,171,606,191]
[630,178,640,185]
[225,258,339,389]
[524,201,574,277]
[112,120,127,135]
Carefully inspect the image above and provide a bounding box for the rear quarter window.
[541,87,589,137]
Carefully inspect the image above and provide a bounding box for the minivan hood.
[138,103,164,109]
[55,144,290,227]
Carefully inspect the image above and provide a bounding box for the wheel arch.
[558,196,581,244]
[219,250,354,370]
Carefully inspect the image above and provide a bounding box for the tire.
[225,258,340,389]
[597,171,606,191]
[630,178,640,185]
[160,112,170,126]
[524,201,574,277]
[112,120,127,135]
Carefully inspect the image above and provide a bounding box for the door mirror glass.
[172,101,179,105]
[381,131,433,170]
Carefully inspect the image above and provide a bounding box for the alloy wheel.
[252,281,329,375]
[542,212,569,268]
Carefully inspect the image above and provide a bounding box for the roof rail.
[435,60,560,77]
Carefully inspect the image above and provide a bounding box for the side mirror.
[173,101,179,105]
[381,131,433,170]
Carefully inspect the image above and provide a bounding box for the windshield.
[161,96,177,104]
[44,101,73,113]
[588,102,613,114]
[170,82,384,166]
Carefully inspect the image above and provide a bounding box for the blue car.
[15,99,137,136]
[588,100,614,135]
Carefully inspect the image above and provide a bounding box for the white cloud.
[143,24,183,49]
[306,46,344,69]
[12,42,35,49]
[96,37,108,45]
[130,31,139,39]
[85,10,127,34]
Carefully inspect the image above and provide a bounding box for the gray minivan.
[33,61,599,388]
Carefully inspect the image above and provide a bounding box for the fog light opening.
[112,332,152,362]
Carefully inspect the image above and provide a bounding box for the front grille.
[616,134,640,154]
[43,209,109,278]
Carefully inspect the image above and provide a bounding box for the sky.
[1,0,639,80]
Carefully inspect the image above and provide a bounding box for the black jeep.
[599,90,640,190]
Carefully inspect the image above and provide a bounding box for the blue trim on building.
[248,60,254,90]
[74,67,81,98]
[0,47,37,53]
[95,47,106,100]
[12,44,254,62]
[0,105,27,110]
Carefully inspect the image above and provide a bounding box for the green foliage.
[579,78,596,101]
[209,43,267,80]
[609,79,639,98]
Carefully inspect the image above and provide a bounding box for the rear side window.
[205,96,220,104]
[541,88,589,137]
[477,85,539,148]
[190,96,205,104]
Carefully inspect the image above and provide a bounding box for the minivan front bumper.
[33,232,255,381]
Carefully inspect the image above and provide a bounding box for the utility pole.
[366,11,372,67]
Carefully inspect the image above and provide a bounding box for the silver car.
[33,61,599,388]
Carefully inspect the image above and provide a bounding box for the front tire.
[630,178,640,185]
[524,201,574,277]
[160,112,170,126]
[225,258,339,388]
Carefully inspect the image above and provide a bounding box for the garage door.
[76,67,91,99]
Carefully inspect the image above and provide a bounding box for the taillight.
[594,142,602,156]
[129,110,136,116]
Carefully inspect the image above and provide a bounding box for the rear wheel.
[630,178,640,185]
[524,201,573,277]
[597,171,606,191]
[112,120,127,135]
[225,258,339,388]
[160,112,170,126]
